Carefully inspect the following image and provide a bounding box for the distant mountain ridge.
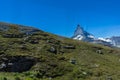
[72,25,120,48]
[0,22,40,35]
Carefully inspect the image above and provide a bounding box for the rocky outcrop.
[63,45,76,49]
[0,56,37,72]
[2,33,24,38]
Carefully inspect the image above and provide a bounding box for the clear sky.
[0,0,120,38]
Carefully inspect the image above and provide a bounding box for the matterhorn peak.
[72,25,120,48]
[74,24,84,37]
[76,24,83,30]
[72,24,95,41]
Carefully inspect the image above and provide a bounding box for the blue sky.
[0,0,120,38]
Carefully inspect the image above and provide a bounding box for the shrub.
[15,77,21,80]
[3,77,7,80]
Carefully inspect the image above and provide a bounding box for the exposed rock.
[91,64,100,68]
[96,50,103,54]
[0,23,9,31]
[0,56,37,72]
[24,29,40,35]
[63,45,76,49]
[2,34,24,38]
[70,59,76,64]
[8,63,13,66]
[29,39,39,44]
[2,57,8,61]
[0,63,6,69]
[24,36,39,44]
[23,36,31,41]
[82,72,87,75]
[19,45,28,50]
[49,47,57,54]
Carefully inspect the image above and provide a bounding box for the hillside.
[0,22,120,80]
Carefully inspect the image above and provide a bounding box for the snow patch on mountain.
[88,35,95,39]
[73,35,83,40]
[98,38,112,43]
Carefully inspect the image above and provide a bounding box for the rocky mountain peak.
[72,25,95,41]
[72,24,120,48]
[73,24,84,37]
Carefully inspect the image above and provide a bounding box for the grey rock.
[70,59,76,64]
[49,47,57,54]
[63,45,76,49]
[29,39,39,44]
[2,34,24,38]
[0,23,9,31]
[0,63,6,69]
[96,50,103,54]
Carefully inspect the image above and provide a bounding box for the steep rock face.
[72,25,95,42]
[73,24,84,37]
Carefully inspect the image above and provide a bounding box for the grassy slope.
[0,23,120,80]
